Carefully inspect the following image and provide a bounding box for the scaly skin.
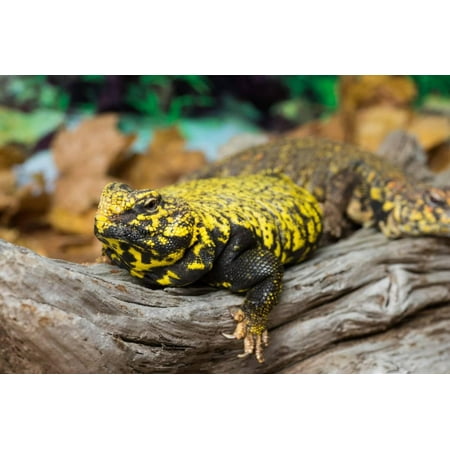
[94,173,323,363]
[185,137,450,240]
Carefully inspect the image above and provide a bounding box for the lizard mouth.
[94,212,149,245]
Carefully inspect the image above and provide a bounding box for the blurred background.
[1,75,450,262]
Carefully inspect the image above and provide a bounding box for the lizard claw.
[221,332,236,340]
[238,333,255,359]
[224,307,269,363]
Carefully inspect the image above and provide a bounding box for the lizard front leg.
[215,246,284,363]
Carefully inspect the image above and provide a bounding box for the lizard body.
[95,173,322,362]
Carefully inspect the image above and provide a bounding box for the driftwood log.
[1,131,450,373]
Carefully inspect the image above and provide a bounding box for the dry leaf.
[0,166,51,264]
[0,226,19,242]
[340,75,416,109]
[49,114,135,233]
[354,105,412,151]
[52,174,117,215]
[15,228,102,263]
[0,144,27,169]
[428,142,450,172]
[287,114,346,143]
[0,169,25,223]
[118,126,206,189]
[47,206,98,236]
[52,114,134,175]
[407,115,450,150]
[340,75,416,143]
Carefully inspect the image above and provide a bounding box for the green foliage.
[281,75,339,110]
[80,75,106,83]
[0,76,70,110]
[2,75,450,127]
[271,76,339,124]
[125,75,215,122]
[0,106,64,147]
[410,75,450,104]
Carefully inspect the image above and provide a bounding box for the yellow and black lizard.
[95,173,322,363]
[95,136,450,364]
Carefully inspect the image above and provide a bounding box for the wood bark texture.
[1,131,449,373]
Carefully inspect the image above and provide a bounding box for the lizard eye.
[142,196,160,211]
[426,189,446,206]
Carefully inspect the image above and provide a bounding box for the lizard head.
[380,181,450,238]
[94,182,196,274]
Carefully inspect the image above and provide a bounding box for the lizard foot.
[322,201,354,240]
[222,307,269,363]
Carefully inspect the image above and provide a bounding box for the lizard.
[94,173,323,363]
[184,136,450,241]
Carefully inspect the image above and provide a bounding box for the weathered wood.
[377,130,435,183]
[377,130,450,187]
[1,130,450,373]
[1,230,450,373]
[282,304,450,374]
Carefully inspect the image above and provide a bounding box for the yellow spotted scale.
[95,172,323,363]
